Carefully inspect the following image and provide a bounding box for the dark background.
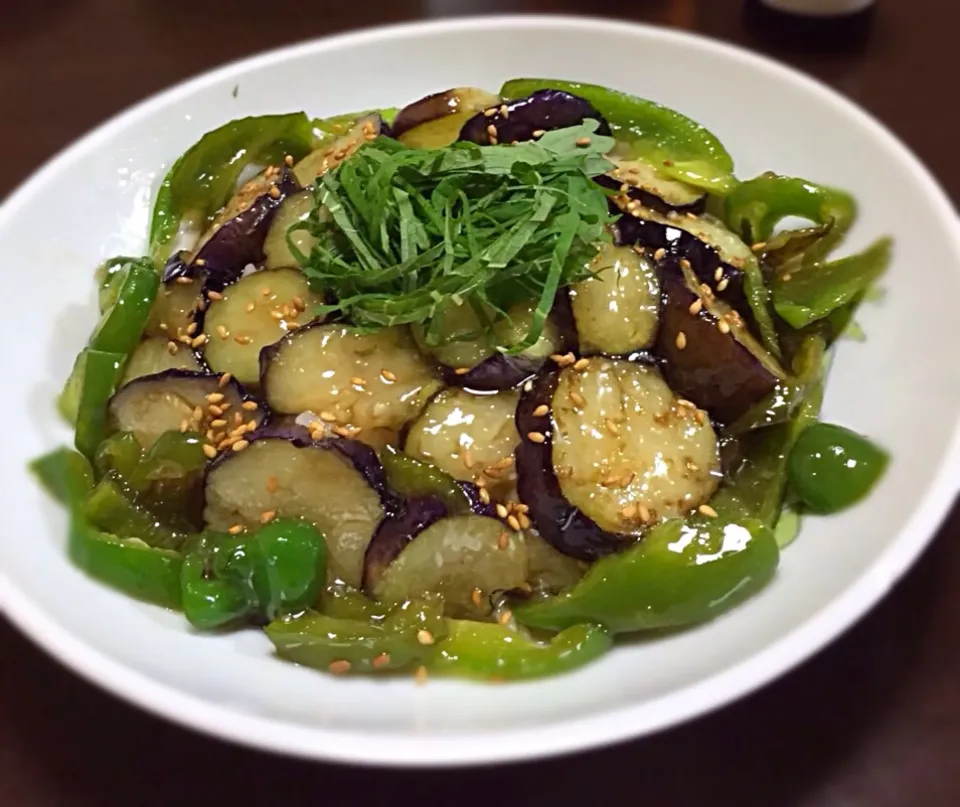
[2,1,958,804]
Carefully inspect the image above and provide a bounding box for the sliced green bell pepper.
[380,445,473,514]
[30,447,183,609]
[516,513,779,634]
[87,261,159,355]
[84,477,185,550]
[500,78,736,193]
[788,422,889,514]
[180,535,250,630]
[214,518,328,622]
[724,173,857,264]
[149,112,316,256]
[773,237,891,329]
[266,598,447,674]
[94,430,143,481]
[74,350,126,459]
[428,620,611,681]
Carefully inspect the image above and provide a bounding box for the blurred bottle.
[744,0,877,49]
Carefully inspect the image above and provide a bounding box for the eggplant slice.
[260,323,442,449]
[369,515,528,618]
[361,496,449,593]
[200,268,323,386]
[570,243,660,355]
[190,167,300,290]
[292,114,385,187]
[655,257,786,423]
[595,157,706,217]
[262,190,321,270]
[121,337,203,385]
[144,269,206,340]
[459,89,611,145]
[108,369,265,450]
[203,428,389,587]
[394,87,501,147]
[616,205,753,313]
[404,388,521,497]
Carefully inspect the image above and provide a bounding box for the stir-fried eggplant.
[191,167,300,288]
[292,114,385,187]
[404,388,520,496]
[260,323,442,449]
[525,531,587,592]
[369,515,527,618]
[570,243,660,355]
[551,357,721,532]
[656,258,786,423]
[121,337,203,385]
[394,87,500,147]
[144,271,205,339]
[459,89,611,145]
[595,157,706,216]
[203,430,388,587]
[262,190,320,270]
[200,268,323,386]
[108,369,265,449]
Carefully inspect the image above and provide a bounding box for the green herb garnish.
[296,121,617,353]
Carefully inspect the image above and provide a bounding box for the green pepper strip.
[428,620,612,681]
[30,448,183,609]
[74,350,127,459]
[84,477,185,550]
[787,422,889,515]
[500,78,737,194]
[723,173,857,264]
[214,518,328,622]
[516,512,778,634]
[380,445,473,514]
[265,598,447,673]
[773,237,891,330]
[181,540,250,630]
[88,261,159,354]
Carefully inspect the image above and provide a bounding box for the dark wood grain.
[2,1,958,804]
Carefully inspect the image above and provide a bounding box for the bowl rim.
[2,13,960,768]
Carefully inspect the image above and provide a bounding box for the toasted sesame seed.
[496,503,509,519]
[573,358,590,372]
[284,154,295,167]
[261,287,271,297]
[526,431,546,444]
[416,629,435,646]
[752,241,767,252]
[653,247,667,261]
[234,335,252,345]
[556,465,573,478]
[269,310,284,320]
[717,277,730,292]
[319,411,337,422]
[380,369,397,382]
[260,510,276,523]
[714,267,724,282]
[462,449,474,469]
[185,322,198,336]
[638,504,651,522]
[328,660,351,675]
[688,299,703,315]
[620,503,638,520]
[238,401,257,413]
[265,476,278,493]
[478,487,491,505]
[414,665,428,685]
[177,334,193,346]
[232,440,250,452]
[677,398,696,409]
[782,272,793,282]
[228,524,244,535]
[216,325,229,339]
[605,418,620,436]
[484,107,497,117]
[523,379,534,393]
[532,129,546,138]
[496,531,511,551]
[210,418,228,428]
[206,393,225,404]
[507,514,521,531]
[601,473,621,487]
[680,258,692,271]
[206,290,223,301]
[484,466,503,479]
[533,404,550,417]
[717,320,731,335]
[454,367,470,376]
[470,588,483,608]
[192,406,204,421]
[487,123,498,138]
[695,410,706,425]
[166,341,178,355]
[268,186,281,200]
[569,391,586,408]
[245,301,257,313]
[192,334,208,348]
[699,504,719,518]
[219,402,232,412]
[576,136,592,147]
[498,609,513,625]
[175,276,194,285]
[199,443,217,460]
[676,331,687,350]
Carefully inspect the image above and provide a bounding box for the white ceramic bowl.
[1,15,959,767]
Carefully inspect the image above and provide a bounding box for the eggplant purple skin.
[160,251,195,283]
[360,495,448,593]
[190,167,300,291]
[445,294,580,392]
[654,262,778,424]
[238,422,396,509]
[616,211,748,314]
[514,367,632,561]
[458,90,611,145]
[391,91,459,138]
[458,481,499,518]
[110,368,266,415]
[594,174,706,217]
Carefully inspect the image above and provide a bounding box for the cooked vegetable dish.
[31,79,891,682]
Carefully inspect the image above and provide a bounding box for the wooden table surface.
[1,1,958,804]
